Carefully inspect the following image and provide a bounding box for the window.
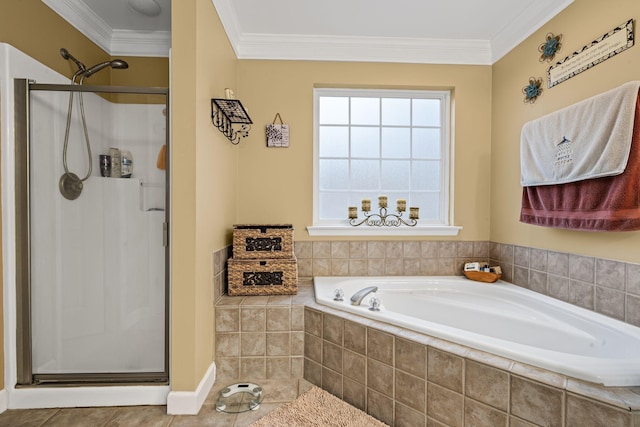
[309,88,459,236]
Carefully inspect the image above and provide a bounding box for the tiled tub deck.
[216,283,640,427]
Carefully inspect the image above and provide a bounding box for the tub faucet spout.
[351,286,378,306]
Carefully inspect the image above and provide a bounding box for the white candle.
[409,207,419,220]
[397,199,406,212]
[362,199,371,212]
[348,206,358,219]
[378,195,387,208]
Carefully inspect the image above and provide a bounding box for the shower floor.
[0,378,312,426]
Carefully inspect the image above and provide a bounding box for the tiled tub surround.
[489,242,640,327]
[214,241,640,425]
[304,303,640,427]
[214,283,315,380]
[293,240,640,328]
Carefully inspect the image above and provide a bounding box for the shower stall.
[12,72,169,387]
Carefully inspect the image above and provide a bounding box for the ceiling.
[44,0,573,64]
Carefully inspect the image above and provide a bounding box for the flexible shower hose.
[62,73,92,181]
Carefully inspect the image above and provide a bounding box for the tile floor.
[0,378,313,427]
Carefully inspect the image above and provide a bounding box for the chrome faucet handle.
[333,288,344,301]
[369,296,381,311]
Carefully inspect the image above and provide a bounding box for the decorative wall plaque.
[548,19,634,88]
[266,113,290,147]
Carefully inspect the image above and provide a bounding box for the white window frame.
[307,88,461,236]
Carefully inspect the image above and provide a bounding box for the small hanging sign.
[548,19,634,88]
[266,113,290,147]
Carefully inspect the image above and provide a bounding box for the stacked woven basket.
[227,224,298,296]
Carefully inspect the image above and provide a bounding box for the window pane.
[319,159,349,190]
[319,126,349,157]
[412,128,441,159]
[382,98,410,125]
[351,160,380,190]
[413,98,440,126]
[315,89,450,226]
[319,97,349,124]
[411,160,440,190]
[382,127,410,158]
[411,192,441,221]
[351,127,380,158]
[320,192,349,219]
[351,97,379,125]
[381,160,410,189]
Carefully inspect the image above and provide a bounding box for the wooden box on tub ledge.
[227,257,298,296]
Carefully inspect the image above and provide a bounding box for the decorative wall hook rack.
[348,196,419,227]
[211,98,253,144]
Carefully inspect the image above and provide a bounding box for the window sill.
[306,225,462,237]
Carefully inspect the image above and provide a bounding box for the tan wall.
[491,0,640,263]
[0,0,168,87]
[237,61,493,241]
[170,0,238,391]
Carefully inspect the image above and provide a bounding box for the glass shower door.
[15,79,169,384]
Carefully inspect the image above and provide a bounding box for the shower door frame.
[14,78,170,386]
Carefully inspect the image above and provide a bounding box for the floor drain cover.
[215,382,263,413]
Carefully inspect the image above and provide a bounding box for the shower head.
[83,59,129,78]
[60,48,86,72]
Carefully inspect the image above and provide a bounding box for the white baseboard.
[166,361,216,415]
[0,389,7,413]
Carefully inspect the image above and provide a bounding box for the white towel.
[520,81,640,186]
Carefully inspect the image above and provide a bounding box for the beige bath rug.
[249,386,389,427]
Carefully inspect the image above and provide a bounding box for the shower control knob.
[333,288,344,301]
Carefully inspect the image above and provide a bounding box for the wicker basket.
[232,224,294,259]
[463,271,501,283]
[228,257,298,296]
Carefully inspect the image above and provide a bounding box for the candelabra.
[348,196,419,227]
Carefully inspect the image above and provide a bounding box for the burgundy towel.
[520,95,640,231]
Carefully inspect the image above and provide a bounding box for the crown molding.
[111,30,171,57]
[42,0,170,57]
[490,0,574,63]
[236,34,492,65]
[212,0,572,65]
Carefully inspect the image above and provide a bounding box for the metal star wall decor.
[523,77,544,104]
[539,33,563,62]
